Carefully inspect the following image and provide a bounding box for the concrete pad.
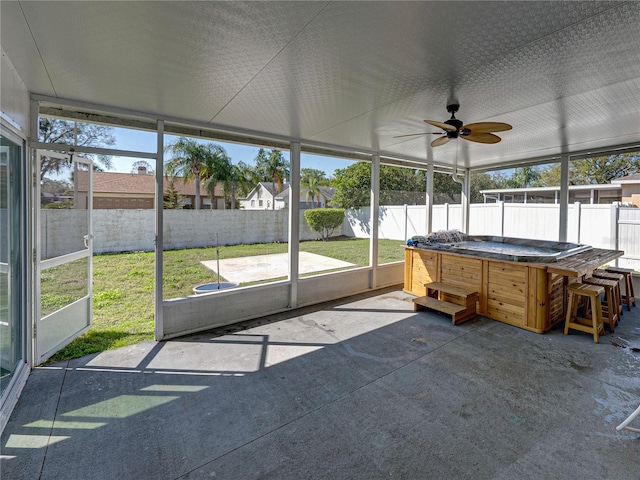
[201,251,355,283]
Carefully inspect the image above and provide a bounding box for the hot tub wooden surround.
[404,246,624,333]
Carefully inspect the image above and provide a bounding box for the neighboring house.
[239,182,282,210]
[479,184,623,205]
[239,182,335,210]
[75,167,224,209]
[612,174,640,207]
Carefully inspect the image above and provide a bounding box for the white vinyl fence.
[345,203,640,271]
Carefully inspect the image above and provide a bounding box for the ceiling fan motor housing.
[445,103,462,137]
[445,117,463,137]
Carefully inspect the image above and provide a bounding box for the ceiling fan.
[394,103,512,147]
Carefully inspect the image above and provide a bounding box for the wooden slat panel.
[527,267,537,329]
[534,269,548,330]
[486,262,528,326]
[487,300,526,325]
[440,255,482,286]
[478,260,487,314]
[488,291,526,308]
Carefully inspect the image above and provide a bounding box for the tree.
[41,178,72,197]
[572,153,640,183]
[254,149,290,208]
[38,117,116,179]
[200,145,231,209]
[469,171,511,203]
[301,168,329,184]
[165,137,221,210]
[301,168,328,207]
[509,166,541,188]
[224,161,257,209]
[537,153,640,186]
[433,172,461,204]
[163,177,183,209]
[330,162,371,209]
[331,163,429,209]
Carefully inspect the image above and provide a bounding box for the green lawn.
[48,238,404,362]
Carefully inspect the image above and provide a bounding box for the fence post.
[499,201,505,237]
[404,204,408,241]
[611,203,619,265]
[574,202,582,244]
[445,203,449,230]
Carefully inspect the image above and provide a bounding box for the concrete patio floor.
[2,287,639,479]
[201,252,355,283]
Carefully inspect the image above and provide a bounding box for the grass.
[48,238,405,362]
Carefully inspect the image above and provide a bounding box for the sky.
[109,127,356,178]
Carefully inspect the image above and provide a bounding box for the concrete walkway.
[2,288,639,479]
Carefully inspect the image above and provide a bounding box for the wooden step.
[412,296,475,325]
[423,281,478,299]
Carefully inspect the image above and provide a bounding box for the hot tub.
[418,235,591,263]
[403,235,617,334]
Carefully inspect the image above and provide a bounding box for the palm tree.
[255,149,290,209]
[165,137,209,210]
[223,161,255,209]
[301,168,328,207]
[302,176,326,208]
[200,145,231,209]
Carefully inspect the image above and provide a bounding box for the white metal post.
[288,142,300,308]
[462,168,470,233]
[574,202,582,243]
[559,155,569,242]
[28,98,39,366]
[154,120,164,341]
[426,164,433,234]
[370,154,380,289]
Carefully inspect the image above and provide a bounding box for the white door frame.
[34,150,93,364]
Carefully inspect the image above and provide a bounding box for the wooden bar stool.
[583,277,619,333]
[592,269,624,317]
[564,284,605,343]
[606,267,636,311]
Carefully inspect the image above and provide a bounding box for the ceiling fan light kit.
[395,103,512,147]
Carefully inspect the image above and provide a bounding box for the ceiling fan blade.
[461,132,501,144]
[424,120,457,132]
[431,136,451,147]
[463,122,512,133]
[392,132,431,138]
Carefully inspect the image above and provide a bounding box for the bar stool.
[564,283,605,343]
[606,267,636,311]
[583,277,619,333]
[592,269,624,317]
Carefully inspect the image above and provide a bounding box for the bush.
[304,208,345,241]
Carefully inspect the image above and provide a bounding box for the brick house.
[75,167,224,209]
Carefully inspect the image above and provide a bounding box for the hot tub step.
[423,281,478,299]
[412,296,475,325]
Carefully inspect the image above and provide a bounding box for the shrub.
[304,208,344,241]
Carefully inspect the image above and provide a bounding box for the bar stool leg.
[603,287,615,333]
[592,295,603,344]
[564,293,575,336]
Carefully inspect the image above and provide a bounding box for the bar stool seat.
[564,283,605,343]
[605,267,636,311]
[583,277,619,333]
[592,269,624,317]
